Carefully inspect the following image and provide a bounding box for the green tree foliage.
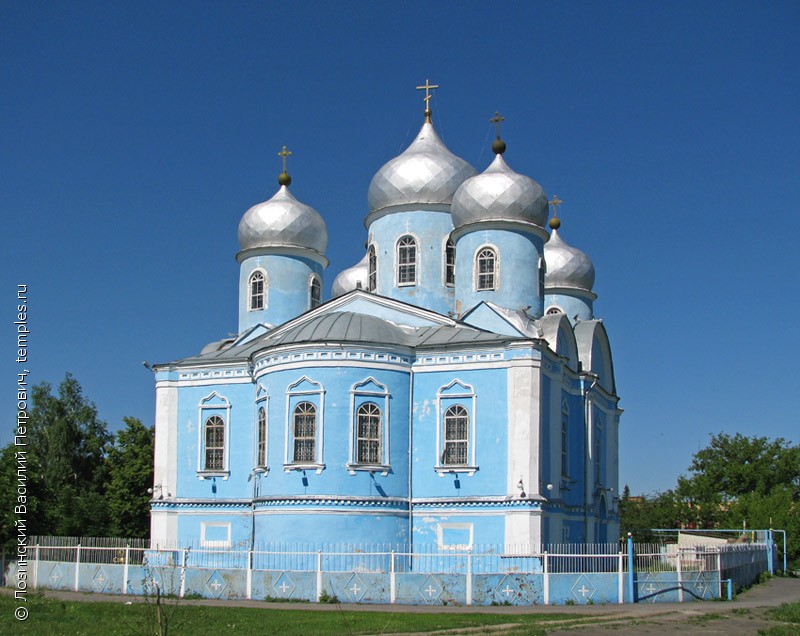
[0,374,155,548]
[26,374,113,536]
[106,417,154,538]
[621,432,800,566]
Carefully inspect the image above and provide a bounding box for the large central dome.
[367,122,476,214]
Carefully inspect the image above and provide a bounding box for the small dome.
[451,153,549,229]
[238,185,328,254]
[367,122,476,214]
[331,252,369,297]
[544,229,595,291]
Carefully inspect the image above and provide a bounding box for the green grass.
[0,593,585,636]
[765,602,800,625]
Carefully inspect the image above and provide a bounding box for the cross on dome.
[416,79,439,122]
[277,145,293,186]
[490,111,507,154]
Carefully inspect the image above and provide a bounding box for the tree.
[25,374,112,536]
[680,433,799,502]
[106,417,154,538]
[621,432,800,568]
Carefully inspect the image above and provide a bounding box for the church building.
[150,85,621,553]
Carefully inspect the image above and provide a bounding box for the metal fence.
[22,537,730,575]
[10,535,774,605]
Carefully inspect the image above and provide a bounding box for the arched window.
[476,248,496,290]
[204,415,225,471]
[538,257,546,295]
[442,405,469,466]
[546,307,562,315]
[249,271,266,310]
[356,403,381,464]
[309,276,321,309]
[256,407,267,468]
[367,245,377,292]
[292,402,316,463]
[397,235,417,285]
[445,239,456,286]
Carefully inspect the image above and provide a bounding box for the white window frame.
[309,274,322,310]
[367,244,377,292]
[437,522,474,551]
[248,268,268,311]
[444,237,456,287]
[434,380,477,476]
[347,377,390,475]
[283,376,325,473]
[200,521,232,549]
[197,392,231,479]
[474,244,498,291]
[396,234,418,287]
[254,385,269,472]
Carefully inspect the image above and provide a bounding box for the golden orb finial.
[549,195,563,229]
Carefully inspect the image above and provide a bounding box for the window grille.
[476,248,496,290]
[445,239,456,286]
[443,405,469,465]
[310,276,321,309]
[293,402,316,462]
[356,403,381,464]
[368,245,377,291]
[249,271,265,310]
[397,236,417,285]
[257,407,267,468]
[204,415,225,470]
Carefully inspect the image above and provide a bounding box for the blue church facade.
[150,96,621,555]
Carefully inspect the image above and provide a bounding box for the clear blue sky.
[2,1,798,495]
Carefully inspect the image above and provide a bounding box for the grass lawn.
[0,593,584,635]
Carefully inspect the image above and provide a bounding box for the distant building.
[151,88,621,552]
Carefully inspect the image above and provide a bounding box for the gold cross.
[490,111,505,137]
[549,195,563,216]
[278,146,292,173]
[416,79,439,121]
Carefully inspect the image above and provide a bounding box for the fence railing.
[20,539,731,575]
[10,536,774,605]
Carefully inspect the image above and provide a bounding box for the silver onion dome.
[367,122,476,214]
[544,228,595,291]
[451,153,549,229]
[331,252,369,297]
[238,185,328,255]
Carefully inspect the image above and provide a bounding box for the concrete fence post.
[246,549,253,600]
[33,545,39,590]
[179,549,187,598]
[676,549,684,602]
[617,551,624,603]
[543,552,549,605]
[466,550,472,606]
[122,545,130,595]
[390,550,396,604]
[316,550,322,601]
[74,544,81,592]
